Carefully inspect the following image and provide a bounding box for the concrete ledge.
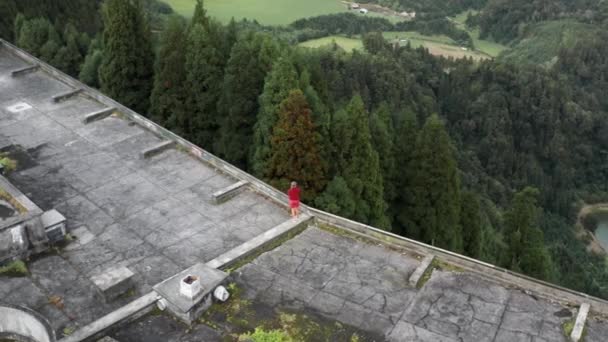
[90,267,135,302]
[52,88,82,103]
[57,292,158,342]
[408,254,435,287]
[140,140,175,159]
[207,214,312,270]
[310,208,608,316]
[82,108,115,124]
[570,303,590,342]
[11,64,39,77]
[212,180,248,204]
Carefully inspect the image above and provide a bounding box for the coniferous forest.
[2,0,608,299]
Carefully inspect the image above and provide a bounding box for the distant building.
[359,8,368,14]
[351,3,360,9]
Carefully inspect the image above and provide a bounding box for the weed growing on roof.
[0,260,28,277]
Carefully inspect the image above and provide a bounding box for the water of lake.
[595,220,608,251]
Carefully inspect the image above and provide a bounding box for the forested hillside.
[1,0,608,299]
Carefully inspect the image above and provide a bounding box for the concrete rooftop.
[1,41,608,342]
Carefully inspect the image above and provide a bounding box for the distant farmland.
[165,0,347,25]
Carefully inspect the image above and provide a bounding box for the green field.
[299,32,491,60]
[450,11,508,57]
[382,31,490,60]
[298,36,363,51]
[499,20,599,65]
[165,0,347,25]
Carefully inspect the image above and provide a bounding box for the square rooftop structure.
[154,263,228,324]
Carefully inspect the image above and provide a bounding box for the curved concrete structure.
[0,303,55,342]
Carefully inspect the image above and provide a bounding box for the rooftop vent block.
[40,209,66,243]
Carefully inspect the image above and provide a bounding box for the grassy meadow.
[450,11,508,57]
[298,36,364,51]
[164,0,347,25]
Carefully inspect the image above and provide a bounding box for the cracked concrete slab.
[0,46,290,338]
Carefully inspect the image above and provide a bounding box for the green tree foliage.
[315,176,356,218]
[404,114,462,251]
[266,90,327,201]
[392,110,418,235]
[362,31,392,55]
[191,0,210,30]
[369,103,397,209]
[1,0,101,42]
[502,187,554,281]
[79,38,103,87]
[16,16,59,57]
[185,21,226,149]
[329,95,389,229]
[99,0,154,115]
[216,32,279,168]
[150,16,187,129]
[251,56,300,177]
[460,191,482,258]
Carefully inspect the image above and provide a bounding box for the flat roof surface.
[1,44,608,342]
[0,46,288,334]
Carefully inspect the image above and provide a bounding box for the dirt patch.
[426,44,489,61]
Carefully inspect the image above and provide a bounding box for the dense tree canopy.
[99,0,154,115]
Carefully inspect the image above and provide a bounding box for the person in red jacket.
[287,181,301,218]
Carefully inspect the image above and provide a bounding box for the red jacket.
[288,187,301,201]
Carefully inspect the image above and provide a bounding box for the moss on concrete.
[201,283,380,341]
[0,188,27,214]
[0,260,28,277]
[0,153,17,173]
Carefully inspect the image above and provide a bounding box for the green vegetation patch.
[499,20,599,66]
[298,36,363,52]
[164,0,347,25]
[201,283,377,341]
[0,188,27,214]
[0,260,29,277]
[449,10,508,57]
[562,319,574,337]
[0,153,17,173]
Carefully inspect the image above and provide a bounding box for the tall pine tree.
[503,187,554,281]
[393,110,418,235]
[330,95,389,229]
[266,90,326,201]
[99,0,153,115]
[150,16,187,130]
[216,32,279,168]
[370,103,397,215]
[185,20,226,149]
[251,56,300,177]
[460,191,482,258]
[405,114,462,251]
